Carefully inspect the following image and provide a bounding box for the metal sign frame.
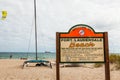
[56,24,110,80]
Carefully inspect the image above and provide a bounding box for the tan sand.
[0,59,120,80]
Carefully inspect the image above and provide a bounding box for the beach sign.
[56,24,110,80]
[57,24,105,63]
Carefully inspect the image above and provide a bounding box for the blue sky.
[0,0,120,53]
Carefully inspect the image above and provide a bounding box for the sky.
[0,0,120,53]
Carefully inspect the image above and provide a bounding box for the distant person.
[10,54,12,59]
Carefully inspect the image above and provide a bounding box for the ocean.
[0,52,56,59]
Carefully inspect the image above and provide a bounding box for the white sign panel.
[60,38,104,62]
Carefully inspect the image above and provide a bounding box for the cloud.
[0,0,120,53]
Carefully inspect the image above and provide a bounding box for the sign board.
[60,38,104,62]
[56,24,110,80]
[58,24,105,63]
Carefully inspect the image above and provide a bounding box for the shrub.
[109,54,120,70]
[94,63,103,68]
[109,54,117,63]
[115,55,120,70]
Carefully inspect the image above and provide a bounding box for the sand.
[0,59,120,80]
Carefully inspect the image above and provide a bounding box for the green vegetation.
[94,63,103,68]
[93,54,120,70]
[109,54,120,70]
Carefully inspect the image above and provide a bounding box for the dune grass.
[94,63,103,68]
[93,54,120,69]
[109,54,120,70]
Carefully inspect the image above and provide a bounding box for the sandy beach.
[0,59,120,80]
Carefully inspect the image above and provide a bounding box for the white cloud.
[0,0,120,53]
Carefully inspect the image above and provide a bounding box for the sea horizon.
[0,52,56,59]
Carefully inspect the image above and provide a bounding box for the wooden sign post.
[56,24,110,80]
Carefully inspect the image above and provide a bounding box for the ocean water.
[0,52,56,59]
